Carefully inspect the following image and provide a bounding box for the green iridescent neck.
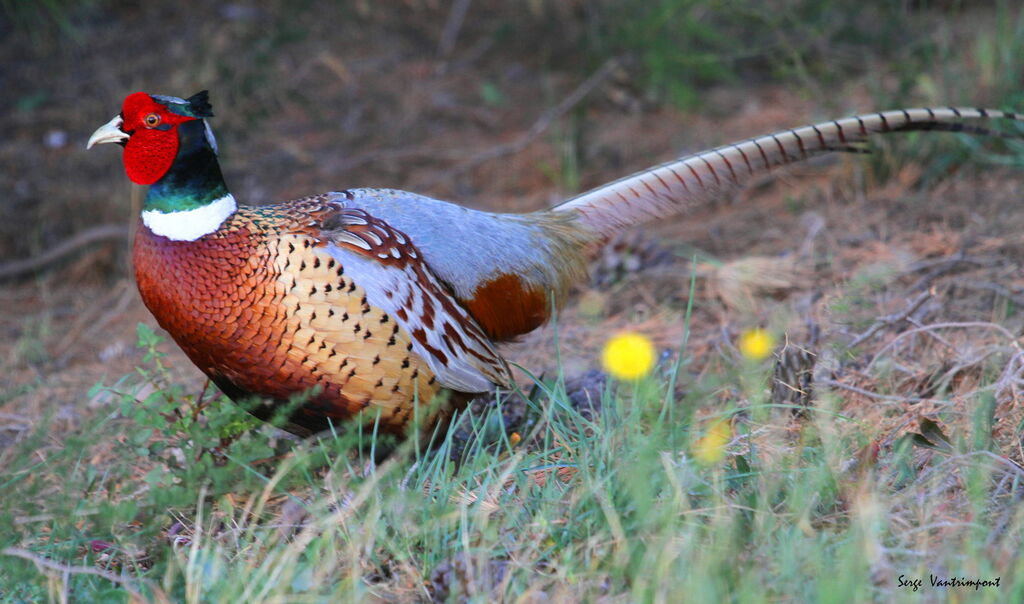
[143,119,230,213]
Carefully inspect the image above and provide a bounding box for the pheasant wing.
[319,207,513,393]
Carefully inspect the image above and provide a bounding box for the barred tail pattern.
[553,107,1021,239]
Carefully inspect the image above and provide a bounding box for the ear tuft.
[186,90,214,118]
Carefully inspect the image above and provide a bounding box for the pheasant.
[88,91,1019,438]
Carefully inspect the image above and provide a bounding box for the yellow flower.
[602,332,656,380]
[694,420,731,464]
[738,328,775,360]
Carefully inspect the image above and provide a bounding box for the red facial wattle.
[120,92,198,185]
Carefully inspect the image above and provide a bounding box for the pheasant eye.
[143,113,161,128]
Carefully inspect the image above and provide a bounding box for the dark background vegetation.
[3,0,1024,601]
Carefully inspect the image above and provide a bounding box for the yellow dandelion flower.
[602,332,656,380]
[738,328,775,360]
[694,420,731,464]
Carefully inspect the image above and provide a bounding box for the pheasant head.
[88,91,234,241]
[88,91,214,183]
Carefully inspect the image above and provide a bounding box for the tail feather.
[552,107,1022,239]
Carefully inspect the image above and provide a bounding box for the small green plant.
[121,323,278,508]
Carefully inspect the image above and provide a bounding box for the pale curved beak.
[86,115,129,149]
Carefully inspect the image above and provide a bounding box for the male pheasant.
[88,91,1020,438]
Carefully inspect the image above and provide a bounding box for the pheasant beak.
[87,115,129,149]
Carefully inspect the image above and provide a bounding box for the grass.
[2,315,1023,602]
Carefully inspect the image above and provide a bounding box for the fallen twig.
[55,280,136,362]
[960,280,1024,307]
[847,291,932,349]
[866,321,1020,372]
[331,59,620,179]
[0,224,129,280]
[1,546,161,601]
[437,0,473,59]
[906,252,988,292]
[822,378,937,404]
[992,347,1024,404]
[422,58,621,187]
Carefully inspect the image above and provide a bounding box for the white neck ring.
[141,193,237,241]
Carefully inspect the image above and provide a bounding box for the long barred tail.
[552,107,1022,239]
